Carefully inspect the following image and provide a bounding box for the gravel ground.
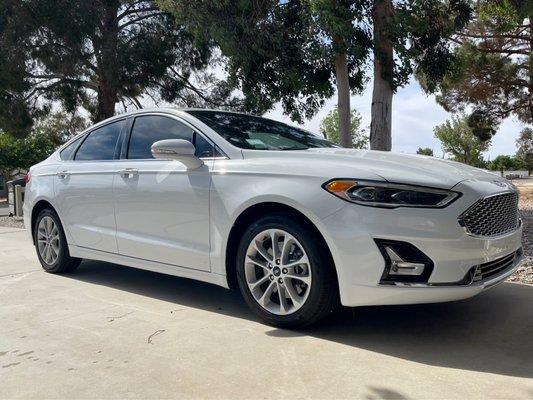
[1,182,532,284]
[0,216,24,229]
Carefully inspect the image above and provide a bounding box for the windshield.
[186,110,336,150]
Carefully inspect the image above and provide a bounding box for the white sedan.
[23,109,524,327]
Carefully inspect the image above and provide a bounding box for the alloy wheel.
[244,229,312,315]
[37,216,60,265]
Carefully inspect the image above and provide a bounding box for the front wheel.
[236,213,338,328]
[34,208,81,273]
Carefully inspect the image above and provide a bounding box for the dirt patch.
[509,179,533,285]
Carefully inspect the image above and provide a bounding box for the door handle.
[118,168,139,178]
[57,170,70,179]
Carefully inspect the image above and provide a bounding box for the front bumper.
[340,253,523,307]
[319,180,524,307]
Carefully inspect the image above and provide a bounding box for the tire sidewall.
[236,213,335,327]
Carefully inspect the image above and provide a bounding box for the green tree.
[434,115,490,166]
[0,132,58,181]
[0,0,240,137]
[369,0,471,150]
[416,147,434,156]
[320,107,368,148]
[0,111,89,181]
[33,112,89,144]
[516,127,533,173]
[423,0,532,139]
[159,0,470,151]
[158,0,371,148]
[489,155,524,172]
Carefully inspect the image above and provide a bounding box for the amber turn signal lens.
[324,180,357,201]
[325,180,357,193]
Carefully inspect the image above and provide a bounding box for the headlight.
[323,179,460,208]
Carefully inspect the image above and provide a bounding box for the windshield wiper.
[276,146,309,151]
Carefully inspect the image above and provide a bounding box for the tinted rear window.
[60,135,84,160]
[75,120,124,161]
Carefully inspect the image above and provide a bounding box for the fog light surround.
[375,239,434,284]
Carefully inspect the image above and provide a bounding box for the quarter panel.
[23,163,60,239]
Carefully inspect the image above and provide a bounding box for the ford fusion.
[24,109,524,327]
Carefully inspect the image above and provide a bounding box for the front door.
[113,114,213,271]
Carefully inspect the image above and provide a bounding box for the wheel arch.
[224,201,338,290]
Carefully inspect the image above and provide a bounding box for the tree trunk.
[370,0,394,151]
[96,84,117,122]
[95,2,119,122]
[528,14,533,121]
[334,50,352,148]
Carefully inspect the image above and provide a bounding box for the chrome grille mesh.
[459,192,519,237]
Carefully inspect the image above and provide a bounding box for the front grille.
[459,192,519,237]
[472,249,521,282]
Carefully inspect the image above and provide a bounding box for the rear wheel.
[236,213,338,328]
[34,209,81,273]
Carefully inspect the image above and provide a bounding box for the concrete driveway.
[1,227,532,399]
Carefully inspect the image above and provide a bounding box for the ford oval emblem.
[493,180,507,188]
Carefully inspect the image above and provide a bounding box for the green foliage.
[0,131,58,181]
[466,110,498,142]
[516,127,533,172]
[320,107,368,149]
[394,0,472,90]
[416,147,434,156]
[423,0,532,137]
[157,0,371,123]
[0,111,87,180]
[33,112,89,144]
[159,1,470,122]
[488,155,524,171]
[0,0,240,136]
[434,115,490,166]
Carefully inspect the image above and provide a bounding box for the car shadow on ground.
[70,260,533,379]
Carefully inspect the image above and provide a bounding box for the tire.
[33,208,81,273]
[236,212,338,328]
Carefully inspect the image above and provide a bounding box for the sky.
[265,78,525,159]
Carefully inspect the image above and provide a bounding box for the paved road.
[1,227,532,399]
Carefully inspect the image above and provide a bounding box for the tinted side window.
[193,133,214,158]
[75,121,124,161]
[128,116,194,159]
[60,135,84,160]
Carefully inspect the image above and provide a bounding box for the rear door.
[113,114,214,271]
[54,119,126,253]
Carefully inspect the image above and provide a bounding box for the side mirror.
[151,139,204,170]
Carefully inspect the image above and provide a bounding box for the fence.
[500,170,530,179]
[7,182,25,217]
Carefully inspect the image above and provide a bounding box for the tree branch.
[117,5,160,22]
[118,12,166,30]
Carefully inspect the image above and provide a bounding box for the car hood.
[242,148,503,189]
